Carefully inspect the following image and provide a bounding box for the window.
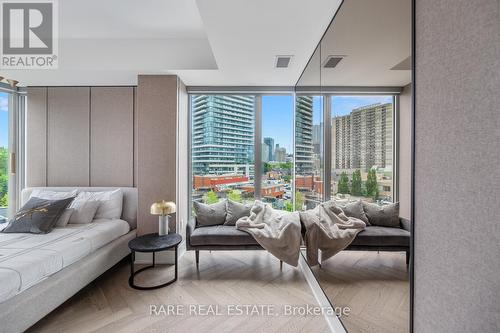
[189,92,397,215]
[0,90,23,222]
[0,92,8,222]
[191,95,256,205]
[295,95,324,210]
[190,94,297,211]
[261,95,293,211]
[330,96,395,204]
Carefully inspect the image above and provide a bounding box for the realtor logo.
[1,0,58,69]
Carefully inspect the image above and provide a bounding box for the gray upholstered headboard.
[21,187,138,230]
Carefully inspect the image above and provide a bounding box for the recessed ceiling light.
[275,55,293,68]
[323,55,345,68]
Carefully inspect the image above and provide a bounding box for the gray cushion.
[190,225,259,246]
[224,200,251,226]
[2,197,74,234]
[350,226,410,247]
[363,202,400,227]
[338,200,370,225]
[193,200,227,227]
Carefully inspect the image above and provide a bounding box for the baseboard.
[298,253,347,333]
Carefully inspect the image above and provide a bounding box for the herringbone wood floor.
[27,251,329,333]
[312,251,409,333]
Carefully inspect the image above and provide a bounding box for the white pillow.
[30,189,77,201]
[68,201,100,224]
[73,189,123,220]
[55,208,75,227]
[30,189,77,227]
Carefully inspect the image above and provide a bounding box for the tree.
[295,191,304,211]
[0,147,8,208]
[264,162,272,173]
[0,147,7,174]
[0,193,7,207]
[227,190,242,203]
[337,171,350,194]
[203,190,219,204]
[279,162,292,171]
[365,169,379,200]
[284,201,293,212]
[351,170,362,196]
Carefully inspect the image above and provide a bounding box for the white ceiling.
[172,0,342,86]
[3,0,342,87]
[298,0,412,87]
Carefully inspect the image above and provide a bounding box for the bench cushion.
[190,225,259,246]
[350,226,410,247]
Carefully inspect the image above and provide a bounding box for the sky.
[0,93,8,148]
[262,95,293,152]
[261,95,392,153]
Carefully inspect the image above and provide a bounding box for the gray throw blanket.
[236,201,302,266]
[300,201,366,266]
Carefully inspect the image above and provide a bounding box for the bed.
[0,187,137,333]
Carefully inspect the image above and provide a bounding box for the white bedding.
[0,219,130,304]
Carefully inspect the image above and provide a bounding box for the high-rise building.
[263,137,274,161]
[332,103,392,171]
[295,96,314,174]
[262,143,270,162]
[274,147,287,162]
[332,114,351,169]
[192,95,255,175]
[312,123,322,154]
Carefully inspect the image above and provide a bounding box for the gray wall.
[27,76,184,236]
[414,1,500,332]
[26,86,136,187]
[398,84,411,219]
[136,75,179,235]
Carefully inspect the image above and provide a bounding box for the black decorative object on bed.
[1,197,75,234]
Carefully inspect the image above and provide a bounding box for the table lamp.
[150,200,176,235]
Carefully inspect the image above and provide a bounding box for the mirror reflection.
[296,0,412,332]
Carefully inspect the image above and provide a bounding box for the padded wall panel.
[414,1,500,332]
[133,87,138,187]
[137,75,178,235]
[47,87,90,186]
[90,87,134,186]
[26,87,47,187]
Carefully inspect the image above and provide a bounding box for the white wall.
[176,79,189,253]
[414,0,500,332]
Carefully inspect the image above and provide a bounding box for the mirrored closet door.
[295,0,412,332]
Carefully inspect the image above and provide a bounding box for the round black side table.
[128,233,182,290]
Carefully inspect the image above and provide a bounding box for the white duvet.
[0,219,130,304]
